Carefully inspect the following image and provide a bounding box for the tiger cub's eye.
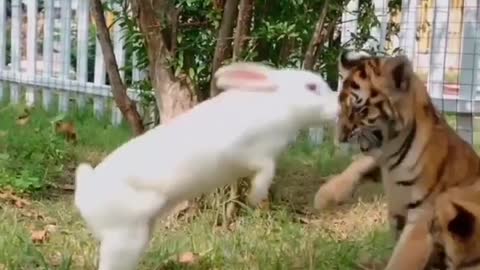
[359,107,368,117]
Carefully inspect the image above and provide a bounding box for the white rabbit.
[74,62,339,270]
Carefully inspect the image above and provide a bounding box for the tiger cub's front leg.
[384,209,434,270]
[313,154,380,210]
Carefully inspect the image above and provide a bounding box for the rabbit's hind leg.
[97,218,154,270]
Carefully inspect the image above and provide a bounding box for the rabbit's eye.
[306,83,317,92]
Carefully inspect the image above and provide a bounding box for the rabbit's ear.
[214,62,277,92]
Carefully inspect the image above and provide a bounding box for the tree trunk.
[303,0,330,70]
[315,20,337,61]
[326,24,342,89]
[232,0,253,61]
[90,0,144,135]
[209,0,240,97]
[225,0,254,222]
[279,38,295,66]
[130,0,197,123]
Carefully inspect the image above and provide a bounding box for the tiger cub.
[314,50,480,270]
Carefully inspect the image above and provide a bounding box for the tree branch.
[232,0,253,61]
[90,0,144,135]
[313,19,337,61]
[209,0,240,97]
[130,0,197,122]
[170,7,180,56]
[303,0,330,70]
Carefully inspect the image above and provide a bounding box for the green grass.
[0,104,392,270]
[0,104,132,194]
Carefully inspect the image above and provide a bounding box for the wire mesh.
[400,0,480,146]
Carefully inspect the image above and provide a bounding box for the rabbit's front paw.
[247,188,269,207]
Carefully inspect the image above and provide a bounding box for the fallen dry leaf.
[15,200,25,208]
[356,262,386,270]
[45,224,58,233]
[60,184,75,191]
[293,215,312,224]
[178,251,201,265]
[31,229,49,244]
[258,199,271,210]
[227,221,238,232]
[16,115,30,126]
[19,209,45,220]
[49,251,63,267]
[0,190,31,208]
[170,200,191,216]
[54,121,78,143]
[356,252,386,270]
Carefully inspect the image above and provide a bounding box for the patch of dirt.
[271,166,325,210]
[271,163,384,213]
[307,197,388,240]
[270,164,388,240]
[81,150,108,166]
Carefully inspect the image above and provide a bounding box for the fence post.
[93,12,108,119]
[58,0,72,112]
[25,0,38,107]
[399,0,418,61]
[0,0,5,102]
[10,0,22,104]
[76,0,90,109]
[367,0,389,52]
[458,0,479,145]
[427,0,450,113]
[42,0,54,111]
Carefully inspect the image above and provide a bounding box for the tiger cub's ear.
[447,203,476,241]
[437,193,478,242]
[338,50,372,79]
[381,55,414,92]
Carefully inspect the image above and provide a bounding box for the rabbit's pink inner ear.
[231,70,269,80]
[216,70,277,92]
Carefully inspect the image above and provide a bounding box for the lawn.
[0,104,393,270]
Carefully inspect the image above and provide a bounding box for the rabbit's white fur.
[74,62,338,270]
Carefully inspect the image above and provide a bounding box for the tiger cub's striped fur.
[314,50,480,270]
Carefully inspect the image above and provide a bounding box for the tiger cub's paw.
[313,174,356,211]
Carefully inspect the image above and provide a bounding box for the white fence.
[0,0,145,125]
[0,0,479,144]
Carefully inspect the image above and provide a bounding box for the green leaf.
[188,68,195,79]
[50,114,66,124]
[0,153,9,161]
